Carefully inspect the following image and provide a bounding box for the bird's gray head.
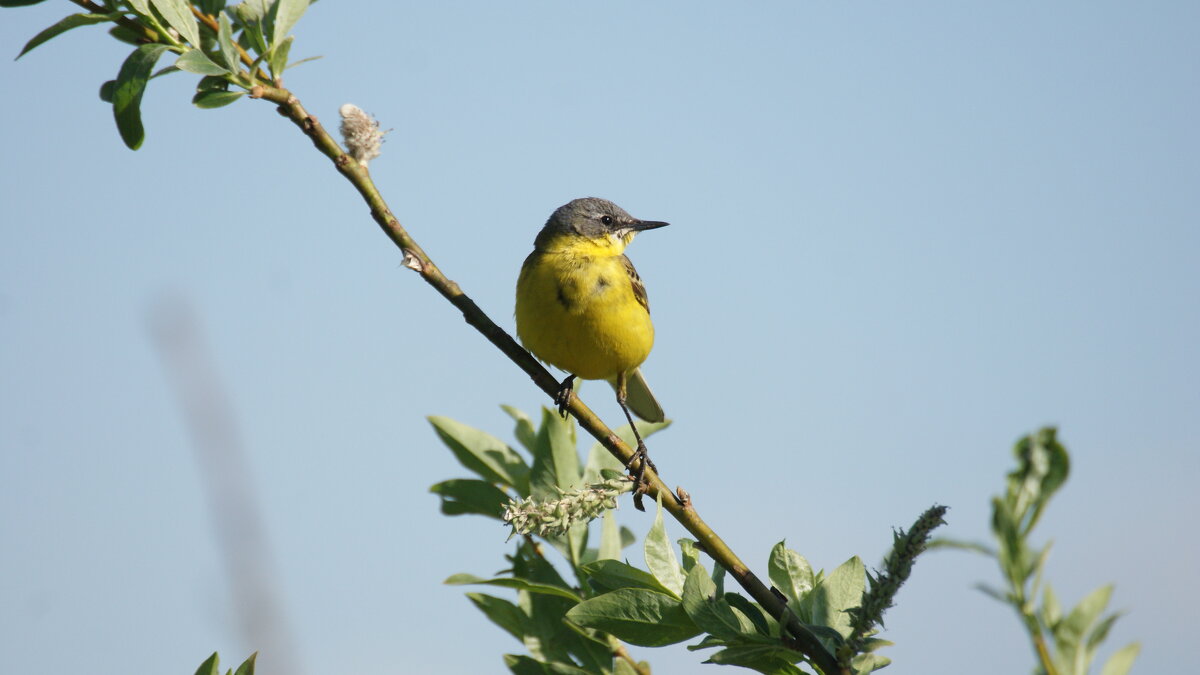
[535,197,668,251]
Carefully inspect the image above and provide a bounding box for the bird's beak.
[630,219,669,232]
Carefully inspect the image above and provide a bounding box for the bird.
[515,197,668,503]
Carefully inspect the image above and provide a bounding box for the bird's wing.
[621,255,650,314]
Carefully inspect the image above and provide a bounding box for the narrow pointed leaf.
[681,564,758,640]
[530,407,581,500]
[444,573,580,602]
[582,559,675,595]
[18,13,114,59]
[194,653,220,675]
[501,405,538,453]
[1099,643,1140,675]
[232,653,256,675]
[112,43,171,150]
[430,479,509,519]
[466,593,528,642]
[270,0,309,45]
[267,35,291,78]
[151,0,201,47]
[429,416,529,493]
[597,509,621,560]
[193,90,244,109]
[644,495,684,597]
[175,49,229,75]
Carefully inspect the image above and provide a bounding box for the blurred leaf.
[17,13,114,59]
[430,479,509,519]
[127,0,150,16]
[99,79,116,103]
[807,556,865,640]
[597,509,621,561]
[681,565,759,640]
[613,659,642,675]
[232,653,256,675]
[582,559,675,595]
[175,48,229,75]
[195,0,226,15]
[1099,643,1140,675]
[467,593,528,642]
[112,43,171,150]
[849,651,891,674]
[566,588,699,647]
[1056,584,1113,647]
[193,89,244,108]
[927,537,996,557]
[973,582,1009,604]
[151,0,201,47]
[1042,584,1062,629]
[644,496,683,597]
[445,573,580,602]
[678,538,700,573]
[193,653,220,675]
[0,0,52,6]
[501,404,538,453]
[267,34,291,78]
[108,24,144,45]
[503,654,590,675]
[269,0,308,46]
[768,541,814,613]
[284,54,322,70]
[429,416,529,494]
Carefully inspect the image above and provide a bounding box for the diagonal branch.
[249,83,847,675]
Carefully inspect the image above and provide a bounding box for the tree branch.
[248,82,846,675]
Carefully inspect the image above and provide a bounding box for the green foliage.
[431,406,923,674]
[192,651,257,675]
[937,428,1139,675]
[4,0,316,149]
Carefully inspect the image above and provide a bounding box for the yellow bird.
[516,197,668,490]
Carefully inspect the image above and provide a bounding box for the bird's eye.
[600,215,613,225]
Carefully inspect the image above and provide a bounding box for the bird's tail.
[612,368,665,423]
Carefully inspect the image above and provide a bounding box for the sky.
[2,2,1197,674]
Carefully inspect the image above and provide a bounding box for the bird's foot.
[628,441,655,511]
[554,375,577,419]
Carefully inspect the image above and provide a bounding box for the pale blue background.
[2,2,1196,674]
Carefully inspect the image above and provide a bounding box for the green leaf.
[850,651,891,674]
[1099,642,1140,675]
[194,653,220,675]
[503,654,591,675]
[99,79,116,103]
[768,541,815,613]
[267,34,291,78]
[644,495,684,597]
[582,559,675,595]
[176,48,229,75]
[232,652,256,675]
[807,556,865,640]
[679,538,700,573]
[926,537,996,557]
[1042,584,1062,629]
[703,644,807,674]
[466,593,528,642]
[193,90,244,109]
[127,0,151,16]
[108,24,144,45]
[17,13,114,59]
[429,416,530,493]
[597,510,621,561]
[196,0,226,15]
[429,479,510,519]
[112,43,171,150]
[151,0,201,47]
[444,573,580,602]
[0,0,52,6]
[724,592,772,637]
[269,0,308,46]
[214,12,240,71]
[501,405,538,454]
[681,564,760,640]
[566,588,700,647]
[1056,584,1113,647]
[530,407,582,499]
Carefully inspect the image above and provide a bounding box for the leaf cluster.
[432,406,902,675]
[192,652,256,675]
[8,0,320,148]
[937,428,1139,675]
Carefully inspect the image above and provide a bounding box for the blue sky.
[2,2,1197,674]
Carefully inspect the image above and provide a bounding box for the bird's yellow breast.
[516,241,654,381]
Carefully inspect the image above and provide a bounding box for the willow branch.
[249,82,845,675]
